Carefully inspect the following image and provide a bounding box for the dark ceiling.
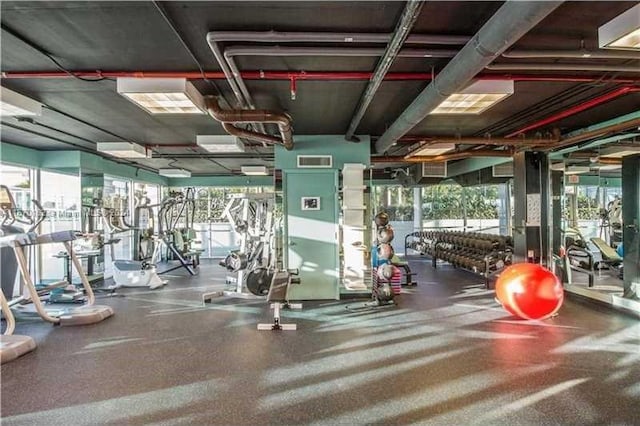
[1,1,639,177]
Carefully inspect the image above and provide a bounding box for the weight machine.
[157,188,202,275]
[209,192,276,298]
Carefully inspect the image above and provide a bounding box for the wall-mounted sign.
[301,196,320,211]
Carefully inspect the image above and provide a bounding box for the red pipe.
[506,86,640,138]
[2,70,639,83]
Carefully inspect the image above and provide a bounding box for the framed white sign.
[301,196,320,210]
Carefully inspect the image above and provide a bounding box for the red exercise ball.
[495,263,564,320]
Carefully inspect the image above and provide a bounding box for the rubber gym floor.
[1,258,639,426]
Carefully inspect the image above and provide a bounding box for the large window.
[39,170,81,282]
[0,164,36,295]
[172,186,267,257]
[103,176,132,268]
[371,186,414,221]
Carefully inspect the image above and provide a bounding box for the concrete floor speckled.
[1,258,639,425]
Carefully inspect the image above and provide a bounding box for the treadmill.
[0,287,36,364]
[5,230,114,326]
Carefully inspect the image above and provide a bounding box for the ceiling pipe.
[345,0,424,142]
[372,149,514,163]
[204,97,293,150]
[374,1,564,155]
[207,27,467,143]
[207,30,470,45]
[205,34,267,136]
[503,50,640,60]
[543,116,640,151]
[506,86,640,138]
[487,64,640,73]
[224,46,457,59]
[3,70,639,83]
[405,136,558,147]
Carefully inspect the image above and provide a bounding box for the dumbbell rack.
[405,230,513,288]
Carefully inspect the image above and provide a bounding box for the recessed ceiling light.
[408,142,456,157]
[599,4,640,50]
[241,165,269,176]
[159,168,191,178]
[196,135,245,153]
[0,86,42,116]
[97,142,151,158]
[565,166,591,175]
[117,78,205,114]
[600,145,640,158]
[430,80,514,115]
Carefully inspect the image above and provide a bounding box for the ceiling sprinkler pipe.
[2,70,639,84]
[374,1,564,154]
[507,86,640,138]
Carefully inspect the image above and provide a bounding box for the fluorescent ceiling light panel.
[593,164,622,171]
[412,142,456,157]
[0,86,42,116]
[565,166,591,175]
[550,162,565,171]
[598,4,640,50]
[430,80,514,115]
[196,135,245,153]
[600,145,640,158]
[117,78,205,114]
[159,168,191,178]
[97,142,150,158]
[241,165,269,176]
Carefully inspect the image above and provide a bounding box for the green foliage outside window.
[373,184,500,221]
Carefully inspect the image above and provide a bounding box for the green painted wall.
[276,135,370,300]
[565,175,621,187]
[275,135,370,169]
[0,143,166,184]
[0,142,43,168]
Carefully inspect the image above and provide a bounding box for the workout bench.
[257,270,302,331]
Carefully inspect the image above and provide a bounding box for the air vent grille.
[422,162,447,177]
[492,162,514,177]
[297,155,333,168]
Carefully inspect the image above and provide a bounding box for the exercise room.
[1,1,639,425]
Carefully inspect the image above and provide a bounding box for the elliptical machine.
[98,198,166,289]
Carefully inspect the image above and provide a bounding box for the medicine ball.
[377,243,394,260]
[377,263,395,281]
[374,212,390,227]
[377,226,395,244]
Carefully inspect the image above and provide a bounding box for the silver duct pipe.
[207,30,469,45]
[374,1,564,154]
[224,46,457,59]
[206,37,267,136]
[345,0,424,142]
[487,63,640,73]
[206,28,469,143]
[503,49,640,60]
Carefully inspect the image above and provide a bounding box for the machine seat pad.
[390,254,408,266]
[113,260,145,271]
[0,335,36,364]
[35,230,77,245]
[590,238,622,262]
